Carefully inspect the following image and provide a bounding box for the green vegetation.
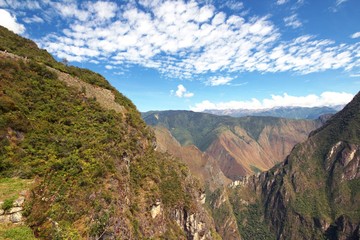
[227,92,360,239]
[0,224,37,240]
[0,178,32,201]
[1,197,15,211]
[250,165,262,173]
[229,190,275,240]
[0,25,214,239]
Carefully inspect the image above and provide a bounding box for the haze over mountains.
[203,105,343,119]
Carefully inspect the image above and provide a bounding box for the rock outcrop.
[0,195,26,224]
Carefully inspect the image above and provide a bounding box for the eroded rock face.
[173,208,212,240]
[325,141,360,181]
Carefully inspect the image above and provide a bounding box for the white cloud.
[351,32,360,39]
[105,65,114,70]
[206,76,234,86]
[190,92,354,111]
[23,15,44,24]
[30,0,360,79]
[276,0,288,5]
[284,14,302,28]
[0,0,41,9]
[349,73,360,77]
[0,9,25,34]
[330,0,348,12]
[172,84,194,98]
[336,0,348,6]
[222,1,244,10]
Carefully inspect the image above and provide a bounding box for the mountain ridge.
[230,91,360,239]
[143,110,322,179]
[203,105,343,119]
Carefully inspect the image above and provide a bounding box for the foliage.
[0,26,212,239]
[229,191,275,240]
[0,44,149,238]
[130,149,192,208]
[0,178,33,200]
[0,224,37,240]
[1,197,15,211]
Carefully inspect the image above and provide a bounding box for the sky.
[0,0,359,112]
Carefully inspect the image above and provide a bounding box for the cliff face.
[153,126,240,239]
[231,92,360,239]
[0,26,217,239]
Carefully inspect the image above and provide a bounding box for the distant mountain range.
[203,105,344,119]
[143,110,322,179]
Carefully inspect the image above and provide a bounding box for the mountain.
[0,26,218,239]
[152,126,242,239]
[204,106,342,119]
[143,110,322,179]
[230,92,360,239]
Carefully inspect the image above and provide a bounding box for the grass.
[0,178,36,239]
[0,178,33,202]
[0,224,37,240]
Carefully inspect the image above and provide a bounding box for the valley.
[0,25,359,240]
[143,111,322,179]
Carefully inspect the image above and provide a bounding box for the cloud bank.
[0,9,25,34]
[190,92,354,111]
[15,0,358,79]
[1,0,360,82]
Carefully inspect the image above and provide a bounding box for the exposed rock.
[0,215,10,223]
[13,196,25,207]
[150,201,162,219]
[199,193,206,204]
[9,207,23,214]
[10,212,22,223]
[51,68,126,115]
[173,208,212,240]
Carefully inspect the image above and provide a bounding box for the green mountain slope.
[0,26,217,239]
[231,92,360,239]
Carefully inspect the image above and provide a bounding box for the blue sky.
[0,0,359,112]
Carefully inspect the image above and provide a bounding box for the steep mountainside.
[153,126,241,239]
[143,111,322,179]
[0,26,218,239]
[231,92,360,239]
[153,126,231,190]
[204,106,342,119]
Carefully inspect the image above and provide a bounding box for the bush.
[1,197,15,211]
